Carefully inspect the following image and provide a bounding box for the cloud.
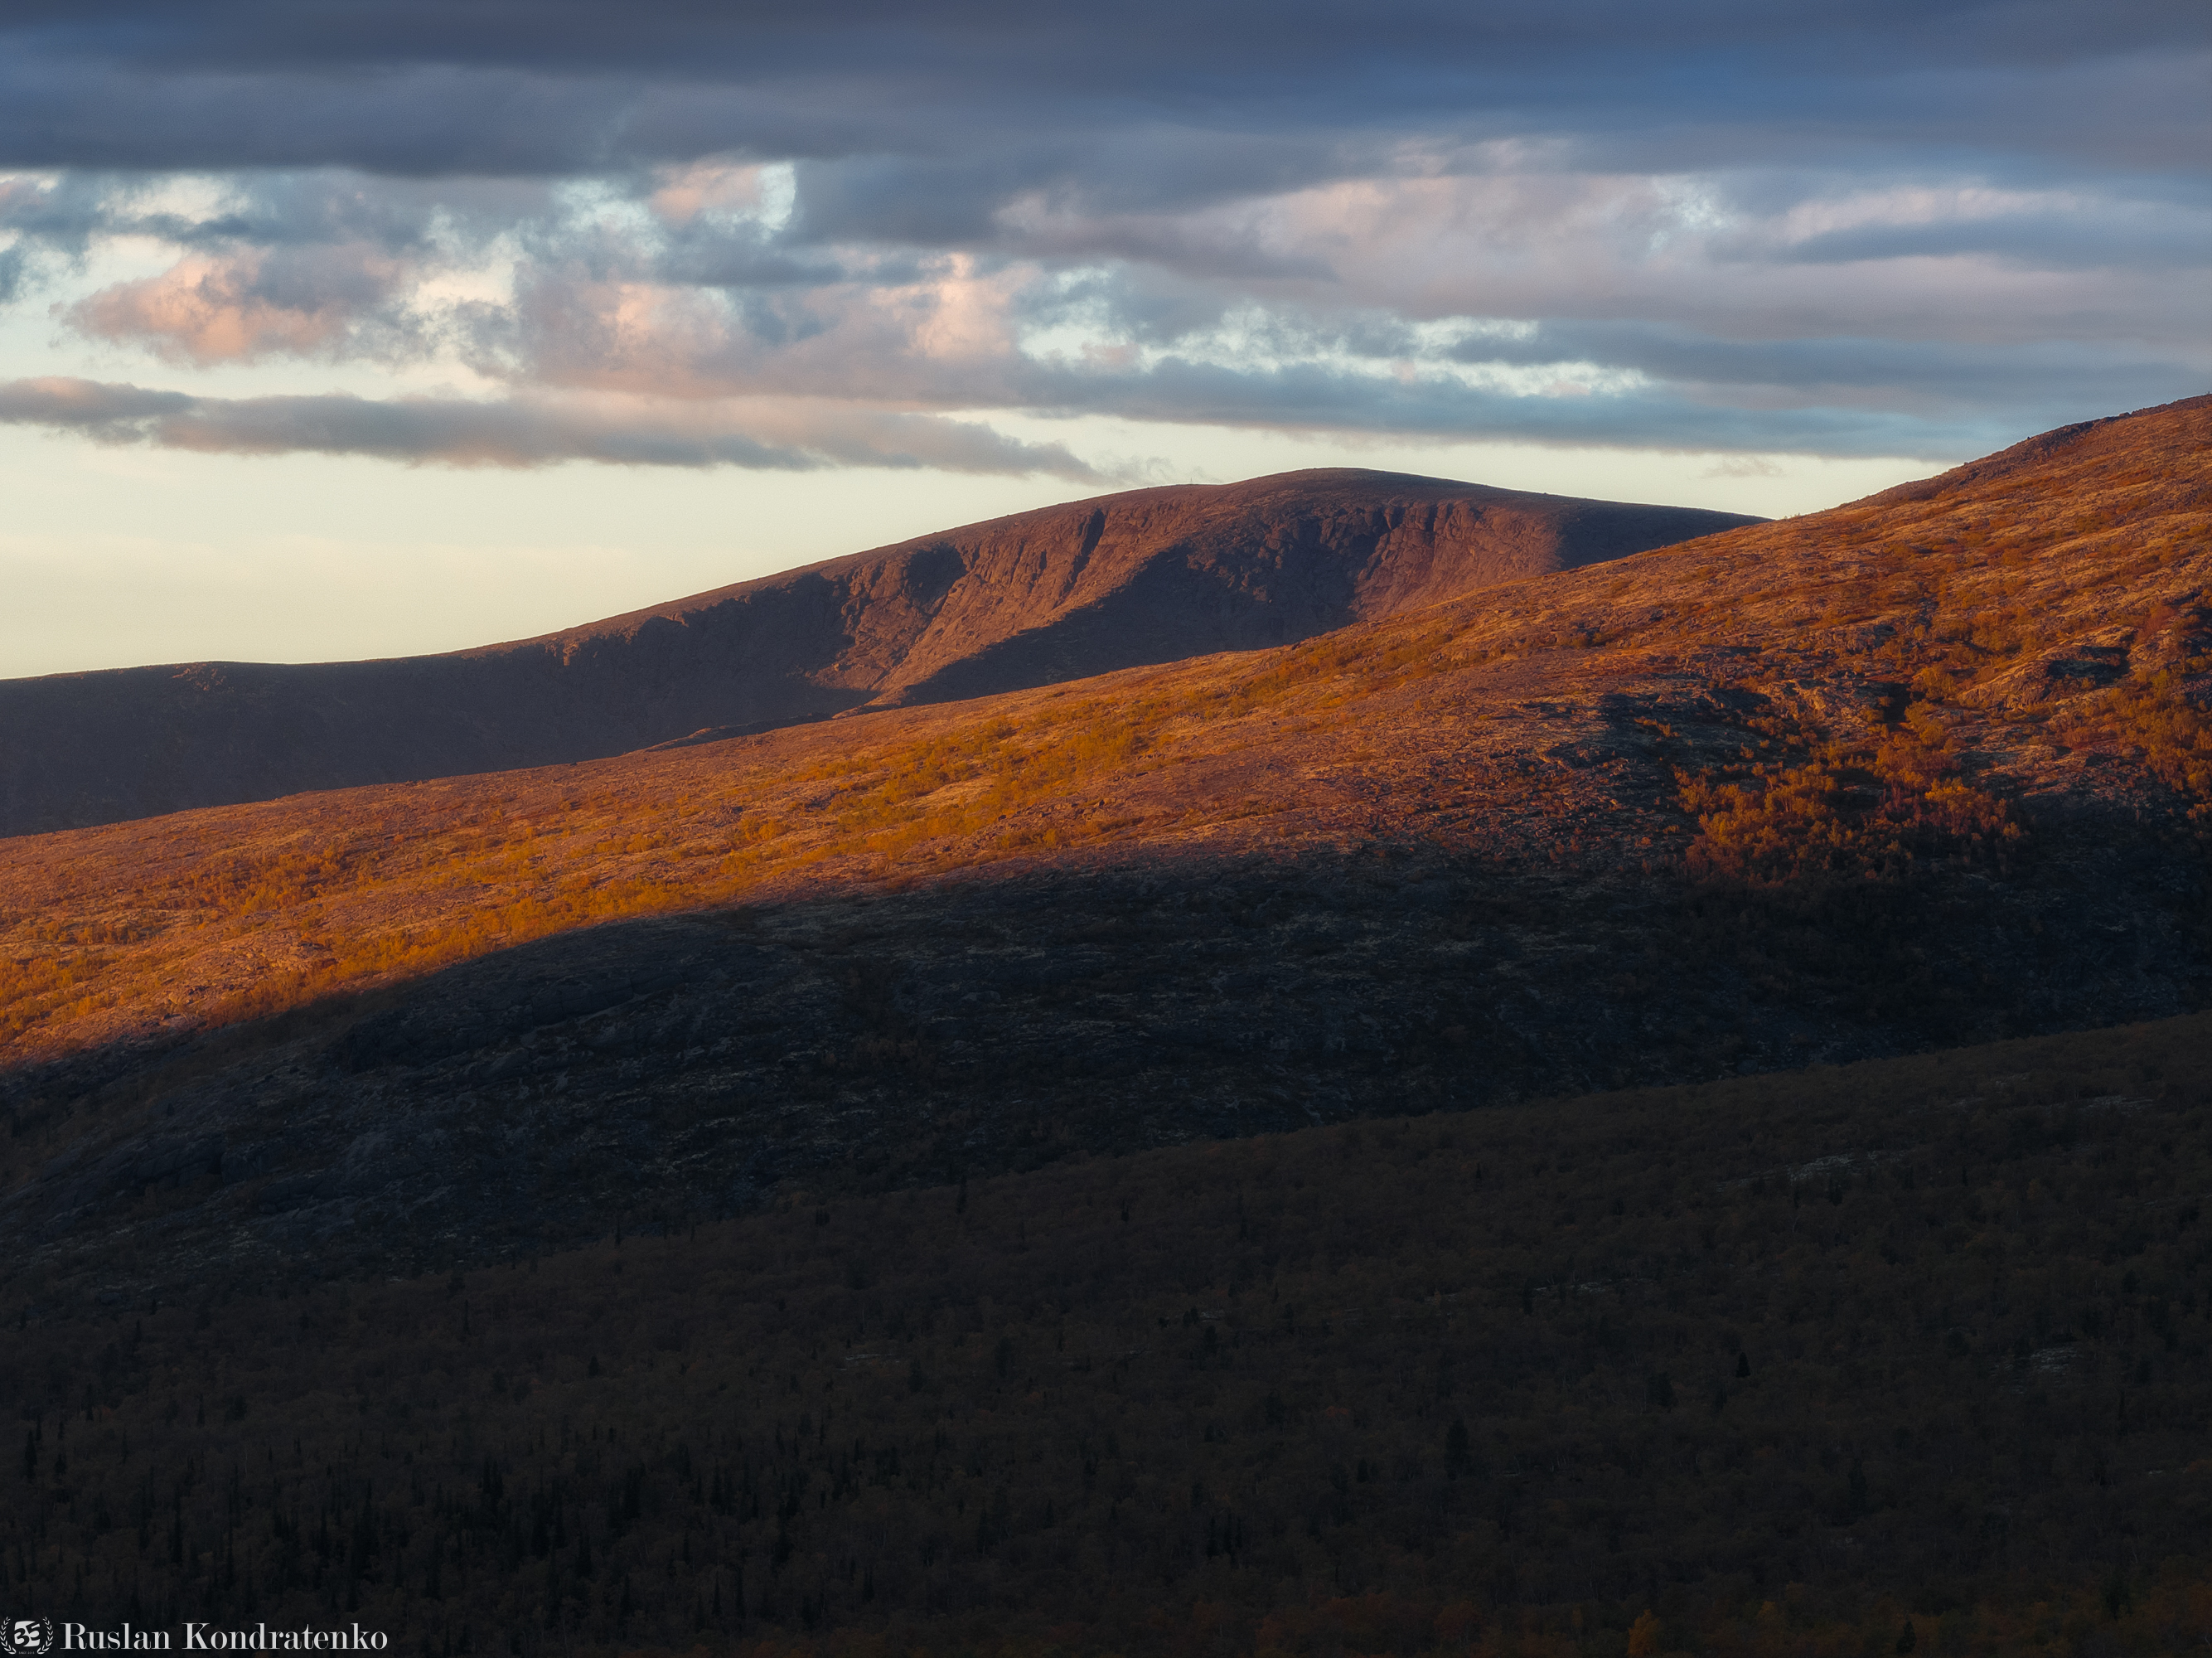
[0,5,2204,472]
[1703,455,1784,478]
[0,376,1108,478]
[1,6,2204,187]
[0,376,196,434]
[66,246,408,363]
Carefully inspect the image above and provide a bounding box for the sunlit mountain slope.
[0,394,2206,1286]
[0,471,1753,835]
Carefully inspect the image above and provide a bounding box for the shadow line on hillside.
[2,823,2203,1299]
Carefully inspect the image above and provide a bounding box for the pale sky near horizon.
[2,3,2205,678]
[0,422,1936,678]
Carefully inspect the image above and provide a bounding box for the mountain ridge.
[0,468,1757,836]
[1861,390,2212,507]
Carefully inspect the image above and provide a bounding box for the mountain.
[2,394,2207,1296]
[0,470,1756,836]
[4,395,2208,1658]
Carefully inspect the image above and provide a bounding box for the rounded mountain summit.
[0,469,1759,835]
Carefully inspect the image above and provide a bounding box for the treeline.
[5,1011,2212,1656]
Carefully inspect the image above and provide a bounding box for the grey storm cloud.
[1430,323,2203,410]
[1768,205,2212,270]
[1008,356,2035,460]
[0,2,2206,469]
[0,376,1106,478]
[0,359,2063,474]
[2,3,2205,190]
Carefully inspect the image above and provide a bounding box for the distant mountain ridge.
[0,469,1756,836]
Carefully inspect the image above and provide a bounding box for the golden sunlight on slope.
[2,395,2206,1069]
[0,471,1754,835]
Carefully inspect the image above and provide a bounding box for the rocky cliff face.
[0,470,1755,834]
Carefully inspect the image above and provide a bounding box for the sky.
[2,2,2207,676]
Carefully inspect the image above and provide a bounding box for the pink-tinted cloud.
[0,4,2203,470]
[65,245,407,364]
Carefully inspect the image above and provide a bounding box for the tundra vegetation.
[2,399,2210,1655]
[2,402,2208,1078]
[5,1014,2212,1656]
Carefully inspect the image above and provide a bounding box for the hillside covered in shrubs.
[7,1010,2211,1656]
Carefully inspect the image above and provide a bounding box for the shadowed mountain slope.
[9,1016,2212,1651]
[0,469,1755,836]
